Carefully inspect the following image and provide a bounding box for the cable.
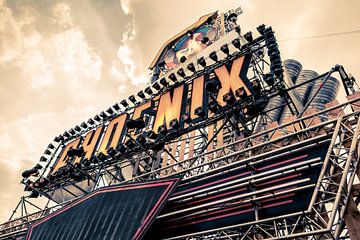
[279,29,360,41]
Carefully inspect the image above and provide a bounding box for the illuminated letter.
[153,84,185,133]
[214,56,251,106]
[98,114,127,155]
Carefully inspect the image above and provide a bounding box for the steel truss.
[1,95,359,239]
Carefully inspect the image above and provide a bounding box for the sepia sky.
[0,0,359,222]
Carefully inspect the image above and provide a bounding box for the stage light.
[94,115,101,122]
[145,86,153,95]
[232,38,241,49]
[63,131,70,138]
[152,82,161,91]
[209,51,218,62]
[244,31,253,43]
[158,124,168,135]
[120,99,129,108]
[106,108,114,115]
[126,118,145,130]
[220,44,230,55]
[48,143,55,150]
[100,111,107,119]
[197,57,207,68]
[195,107,206,118]
[223,92,236,105]
[137,90,146,100]
[81,122,88,129]
[159,78,168,87]
[69,128,76,135]
[205,79,221,94]
[169,73,177,82]
[67,146,84,158]
[81,158,91,167]
[251,79,262,92]
[181,113,192,123]
[44,150,51,155]
[157,60,166,68]
[235,87,248,100]
[180,56,187,63]
[107,147,117,157]
[169,119,180,130]
[201,37,209,44]
[97,152,107,162]
[207,100,218,113]
[74,126,81,132]
[54,135,63,142]
[247,96,269,115]
[113,103,120,111]
[29,190,39,198]
[146,130,158,140]
[257,24,266,35]
[264,73,275,86]
[227,11,237,23]
[177,68,186,78]
[90,155,99,164]
[22,167,39,178]
[129,95,137,105]
[40,156,47,162]
[187,63,196,73]
[87,119,95,125]
[116,143,127,154]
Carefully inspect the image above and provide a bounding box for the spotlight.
[54,135,63,142]
[209,51,218,62]
[152,82,161,91]
[88,118,95,125]
[197,57,207,68]
[80,122,88,129]
[181,113,192,124]
[145,86,154,95]
[44,150,51,155]
[180,56,187,63]
[90,155,99,164]
[247,96,269,115]
[207,100,218,113]
[99,112,107,119]
[107,147,118,157]
[264,73,275,85]
[63,131,70,138]
[22,168,39,178]
[195,107,206,118]
[157,60,166,68]
[116,143,127,154]
[74,126,81,132]
[169,119,180,130]
[94,115,101,122]
[106,108,114,115]
[48,143,55,150]
[146,130,158,140]
[244,31,253,43]
[232,38,241,49]
[158,124,168,135]
[220,44,230,55]
[97,152,107,161]
[159,78,168,87]
[120,99,129,108]
[81,158,91,168]
[113,103,120,111]
[126,118,145,130]
[205,79,221,94]
[201,37,209,44]
[29,190,39,198]
[187,63,196,73]
[69,128,76,135]
[129,95,137,105]
[177,68,186,78]
[40,156,47,162]
[67,146,84,158]
[235,87,248,100]
[137,90,146,99]
[257,24,266,35]
[251,79,262,92]
[223,92,236,105]
[169,73,177,82]
[227,11,237,23]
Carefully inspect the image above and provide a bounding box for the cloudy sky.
[0,0,359,222]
